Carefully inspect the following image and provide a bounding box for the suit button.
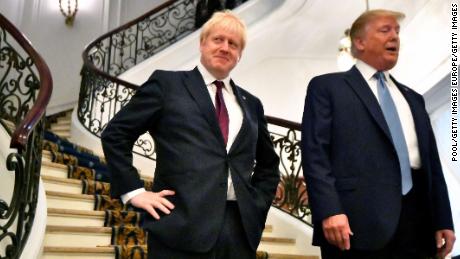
[220,183,227,188]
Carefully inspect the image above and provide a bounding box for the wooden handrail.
[0,14,53,151]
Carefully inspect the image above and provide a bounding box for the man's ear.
[353,37,365,52]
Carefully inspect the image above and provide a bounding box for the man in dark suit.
[301,9,455,259]
[101,10,279,259]
[195,0,224,28]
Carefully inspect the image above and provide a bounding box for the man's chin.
[382,57,398,70]
[212,62,230,69]
[211,65,233,75]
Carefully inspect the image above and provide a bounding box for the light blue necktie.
[375,72,412,195]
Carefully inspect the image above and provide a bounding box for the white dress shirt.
[198,63,243,200]
[121,63,243,203]
[355,60,421,169]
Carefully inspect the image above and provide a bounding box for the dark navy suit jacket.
[102,67,280,252]
[301,66,453,251]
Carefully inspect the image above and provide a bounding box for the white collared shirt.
[197,63,243,200]
[121,64,243,203]
[355,60,421,169]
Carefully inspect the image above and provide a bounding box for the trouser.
[148,201,255,259]
[321,169,434,259]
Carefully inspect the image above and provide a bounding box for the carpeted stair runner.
[41,127,317,259]
[115,245,148,259]
[112,226,147,246]
[104,210,143,228]
[43,130,151,258]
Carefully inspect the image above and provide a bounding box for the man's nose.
[389,29,399,40]
[220,41,229,52]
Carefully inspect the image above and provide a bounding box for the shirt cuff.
[121,188,146,204]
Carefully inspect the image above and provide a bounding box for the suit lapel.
[182,67,225,146]
[344,66,393,142]
[391,76,429,162]
[228,80,249,154]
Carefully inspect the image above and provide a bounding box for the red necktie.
[214,80,229,145]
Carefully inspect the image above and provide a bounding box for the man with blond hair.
[302,9,455,258]
[102,11,279,259]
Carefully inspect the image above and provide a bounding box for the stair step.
[46,191,95,211]
[41,160,68,179]
[47,225,112,233]
[44,246,114,253]
[41,152,152,183]
[50,124,71,131]
[51,128,70,134]
[261,236,295,244]
[45,225,295,250]
[264,224,273,233]
[47,208,105,227]
[43,175,82,194]
[46,208,272,235]
[63,110,73,119]
[42,246,114,259]
[45,225,112,248]
[42,149,106,166]
[42,246,318,259]
[44,224,288,249]
[52,131,71,139]
[42,151,52,162]
[257,241,299,255]
[55,117,71,125]
[266,254,319,259]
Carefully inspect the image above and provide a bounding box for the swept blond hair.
[200,10,247,50]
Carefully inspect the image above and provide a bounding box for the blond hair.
[350,9,405,57]
[200,10,247,50]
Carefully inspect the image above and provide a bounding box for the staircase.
[46,111,72,139]
[40,111,318,259]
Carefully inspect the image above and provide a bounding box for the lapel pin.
[242,96,246,100]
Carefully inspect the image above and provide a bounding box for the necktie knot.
[214,80,224,90]
[374,71,386,84]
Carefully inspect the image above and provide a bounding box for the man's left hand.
[435,229,455,258]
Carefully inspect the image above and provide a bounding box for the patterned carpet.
[43,131,271,259]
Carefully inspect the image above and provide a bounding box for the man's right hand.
[322,214,353,250]
[129,190,175,220]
